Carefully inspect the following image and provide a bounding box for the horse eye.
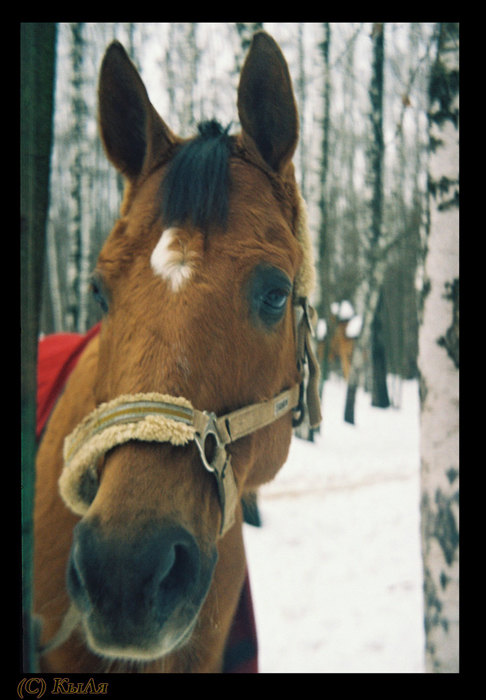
[263,288,289,311]
[248,265,292,327]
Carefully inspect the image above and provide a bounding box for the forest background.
[40,22,434,405]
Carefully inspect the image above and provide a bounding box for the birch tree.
[66,23,88,331]
[419,22,459,674]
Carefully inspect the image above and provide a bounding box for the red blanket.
[36,324,258,673]
[36,323,101,440]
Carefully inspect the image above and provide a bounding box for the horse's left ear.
[98,41,176,180]
[237,32,299,173]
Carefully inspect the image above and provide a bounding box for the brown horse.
[34,31,320,673]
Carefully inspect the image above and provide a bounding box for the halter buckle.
[302,297,316,337]
[194,411,228,475]
[194,412,237,535]
[291,381,306,428]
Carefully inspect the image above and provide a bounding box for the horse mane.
[161,120,232,234]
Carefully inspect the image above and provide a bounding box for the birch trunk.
[66,23,86,331]
[419,22,459,673]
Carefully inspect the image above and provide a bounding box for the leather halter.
[59,297,321,536]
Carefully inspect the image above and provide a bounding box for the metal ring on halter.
[291,382,306,428]
[194,411,227,474]
[194,412,237,535]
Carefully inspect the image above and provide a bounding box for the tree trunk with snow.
[419,22,459,674]
[344,266,384,424]
[344,23,387,424]
[371,291,390,408]
[66,23,87,332]
[368,24,390,410]
[317,22,332,384]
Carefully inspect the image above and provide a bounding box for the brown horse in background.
[34,32,319,673]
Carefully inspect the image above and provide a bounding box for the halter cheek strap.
[59,297,321,537]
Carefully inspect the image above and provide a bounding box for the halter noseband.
[60,299,320,536]
[59,193,321,536]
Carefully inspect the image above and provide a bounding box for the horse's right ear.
[237,32,298,173]
[98,41,176,180]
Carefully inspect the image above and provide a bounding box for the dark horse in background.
[34,31,319,672]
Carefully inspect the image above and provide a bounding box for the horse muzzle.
[66,517,217,661]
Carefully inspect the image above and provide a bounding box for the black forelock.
[161,120,232,233]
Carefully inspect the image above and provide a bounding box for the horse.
[33,31,321,673]
[316,304,362,382]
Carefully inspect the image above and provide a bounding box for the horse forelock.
[161,120,232,234]
[158,119,300,235]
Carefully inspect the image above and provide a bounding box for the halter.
[59,194,321,536]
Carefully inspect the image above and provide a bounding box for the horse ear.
[98,41,176,180]
[237,32,298,173]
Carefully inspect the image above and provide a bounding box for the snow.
[244,377,425,673]
[331,300,355,321]
[316,318,327,341]
[346,315,362,339]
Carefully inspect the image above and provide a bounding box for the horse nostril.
[170,544,195,589]
[155,541,200,616]
[67,544,93,613]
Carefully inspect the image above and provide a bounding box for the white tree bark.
[418,23,459,673]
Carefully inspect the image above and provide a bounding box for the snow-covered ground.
[244,377,425,673]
